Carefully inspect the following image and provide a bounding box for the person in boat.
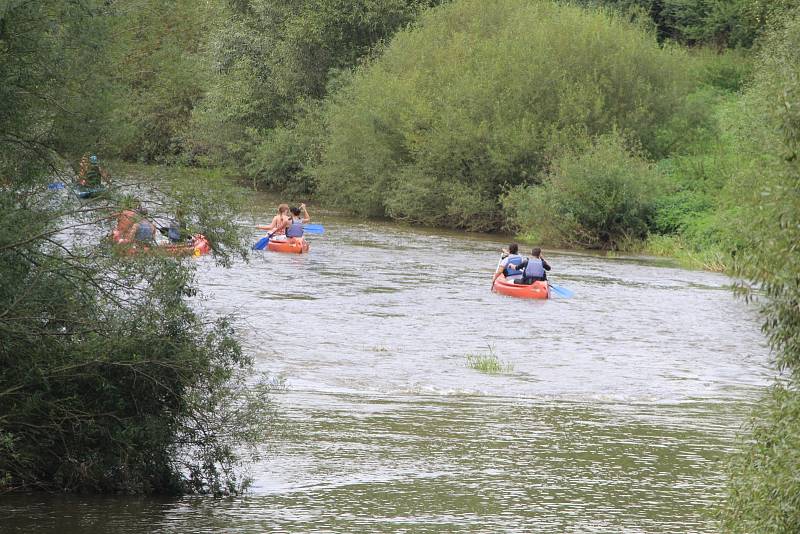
[257,204,291,241]
[127,207,158,244]
[514,247,552,285]
[167,207,188,243]
[285,203,310,241]
[112,201,141,243]
[492,243,525,289]
[77,154,109,188]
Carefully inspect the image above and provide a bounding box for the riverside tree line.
[2,0,800,531]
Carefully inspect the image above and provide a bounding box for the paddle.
[302,224,324,234]
[253,232,275,251]
[548,283,574,298]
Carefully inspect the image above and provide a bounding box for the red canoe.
[267,237,309,254]
[112,230,211,257]
[492,276,550,299]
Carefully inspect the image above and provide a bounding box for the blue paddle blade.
[549,284,574,298]
[253,236,270,250]
[47,182,65,190]
[302,224,324,234]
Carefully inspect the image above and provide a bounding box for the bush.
[0,166,272,495]
[246,104,326,196]
[503,133,663,249]
[315,0,698,229]
[720,9,800,532]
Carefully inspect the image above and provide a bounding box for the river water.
[3,214,772,533]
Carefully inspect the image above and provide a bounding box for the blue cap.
[89,155,98,164]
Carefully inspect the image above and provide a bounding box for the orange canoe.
[112,231,211,257]
[267,237,309,254]
[492,276,550,299]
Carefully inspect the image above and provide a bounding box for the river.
[3,212,772,533]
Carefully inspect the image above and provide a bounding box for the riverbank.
[108,160,731,274]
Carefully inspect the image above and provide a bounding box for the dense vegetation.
[718,12,800,531]
[0,1,271,495]
[2,0,800,527]
[315,0,695,230]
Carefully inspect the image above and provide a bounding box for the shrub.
[720,9,800,532]
[315,0,698,229]
[503,133,663,249]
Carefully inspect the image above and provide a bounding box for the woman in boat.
[285,203,310,241]
[491,243,524,290]
[257,204,291,240]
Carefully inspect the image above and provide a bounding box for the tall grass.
[465,347,513,374]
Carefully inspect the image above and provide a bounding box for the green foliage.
[723,386,800,532]
[695,48,754,93]
[719,9,800,532]
[0,3,272,495]
[503,133,663,249]
[0,0,104,181]
[651,190,712,235]
[315,0,698,229]
[0,166,272,494]
[192,0,438,172]
[580,0,763,48]
[245,104,326,195]
[100,0,219,163]
[465,347,512,374]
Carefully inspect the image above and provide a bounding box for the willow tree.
[720,9,800,532]
[0,0,272,495]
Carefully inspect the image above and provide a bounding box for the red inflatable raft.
[492,276,550,299]
[267,237,309,254]
[112,230,211,257]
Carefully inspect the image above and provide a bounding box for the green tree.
[720,8,800,532]
[101,0,220,163]
[191,0,440,182]
[0,1,272,495]
[504,133,663,249]
[314,0,698,230]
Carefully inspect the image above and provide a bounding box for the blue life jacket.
[285,218,304,238]
[134,222,154,241]
[524,257,545,278]
[503,255,523,277]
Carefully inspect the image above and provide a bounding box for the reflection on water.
[2,208,771,533]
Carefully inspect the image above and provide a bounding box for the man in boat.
[77,154,109,187]
[285,203,311,241]
[492,243,524,289]
[514,247,552,285]
[166,207,188,243]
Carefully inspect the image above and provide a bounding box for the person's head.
[508,243,519,255]
[531,247,542,258]
[277,203,289,215]
[290,206,301,217]
[89,155,98,164]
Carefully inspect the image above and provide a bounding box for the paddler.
[257,204,291,241]
[514,247,552,285]
[491,243,524,290]
[285,203,310,241]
